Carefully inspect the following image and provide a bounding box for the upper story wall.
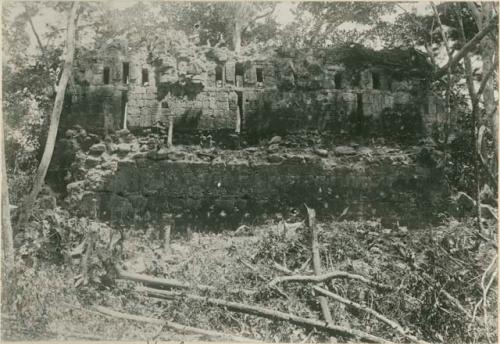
[64,41,444,138]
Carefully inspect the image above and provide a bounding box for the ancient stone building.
[55,40,450,229]
[63,39,445,137]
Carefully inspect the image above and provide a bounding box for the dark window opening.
[256,67,264,83]
[215,65,223,81]
[142,68,149,84]
[334,72,342,89]
[103,67,110,84]
[64,92,73,111]
[353,73,361,87]
[161,101,169,108]
[235,62,244,87]
[215,65,223,87]
[235,63,244,76]
[122,62,130,84]
[372,72,381,90]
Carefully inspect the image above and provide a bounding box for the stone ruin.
[62,40,445,138]
[53,40,450,231]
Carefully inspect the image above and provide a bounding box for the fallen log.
[137,286,395,344]
[306,205,333,324]
[313,286,430,344]
[117,268,189,289]
[269,270,393,290]
[116,268,255,296]
[93,305,260,343]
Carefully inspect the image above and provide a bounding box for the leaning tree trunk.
[17,2,79,226]
[1,112,14,278]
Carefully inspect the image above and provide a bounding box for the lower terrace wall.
[66,148,450,230]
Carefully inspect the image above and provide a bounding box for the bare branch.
[27,16,45,55]
[431,3,452,58]
[116,267,255,296]
[94,305,260,342]
[241,4,277,35]
[313,286,430,344]
[268,270,393,290]
[435,15,498,79]
[139,286,396,344]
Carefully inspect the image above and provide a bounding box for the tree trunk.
[306,206,333,325]
[16,2,79,226]
[167,115,174,147]
[233,20,242,55]
[1,111,15,279]
[478,3,498,169]
[434,14,497,79]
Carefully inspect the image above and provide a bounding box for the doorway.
[121,90,128,129]
[236,91,244,129]
[356,93,364,134]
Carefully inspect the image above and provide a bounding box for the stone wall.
[242,89,403,134]
[67,148,450,230]
[126,88,238,130]
[61,86,125,134]
[126,85,158,127]
[63,43,445,138]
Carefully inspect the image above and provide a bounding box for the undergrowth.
[2,213,497,343]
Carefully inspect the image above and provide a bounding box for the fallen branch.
[306,205,333,324]
[313,286,430,344]
[238,258,266,280]
[269,270,393,290]
[49,330,115,341]
[412,264,474,319]
[93,305,259,343]
[299,257,312,272]
[272,261,312,275]
[116,268,255,296]
[273,262,294,275]
[138,286,396,344]
[238,258,289,299]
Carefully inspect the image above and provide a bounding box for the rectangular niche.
[103,66,110,84]
[142,68,149,85]
[235,63,244,87]
[122,62,130,84]
[256,67,264,83]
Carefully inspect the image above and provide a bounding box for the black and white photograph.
[1,1,498,343]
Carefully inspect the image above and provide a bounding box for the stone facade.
[65,149,449,230]
[63,41,445,136]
